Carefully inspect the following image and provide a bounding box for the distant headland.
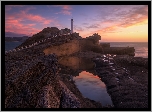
[5,36,29,42]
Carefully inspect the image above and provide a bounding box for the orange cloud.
[90,5,148,39]
[98,26,117,33]
[82,8,146,38]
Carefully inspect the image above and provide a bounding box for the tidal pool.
[73,71,113,106]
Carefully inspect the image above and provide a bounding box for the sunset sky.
[5,5,148,42]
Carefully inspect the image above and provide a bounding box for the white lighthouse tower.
[71,19,73,34]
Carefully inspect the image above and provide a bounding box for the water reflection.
[58,56,95,70]
[58,56,113,106]
[73,71,113,106]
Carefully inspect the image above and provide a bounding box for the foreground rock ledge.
[5,50,148,108]
[93,55,148,108]
[5,51,110,108]
[5,27,148,108]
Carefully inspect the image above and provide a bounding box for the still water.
[73,71,113,106]
[59,56,113,106]
[5,41,23,51]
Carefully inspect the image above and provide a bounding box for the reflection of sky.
[73,71,113,106]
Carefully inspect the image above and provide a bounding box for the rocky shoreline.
[93,55,148,108]
[5,49,148,108]
[5,27,148,108]
[5,51,108,108]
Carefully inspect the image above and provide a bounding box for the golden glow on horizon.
[80,22,148,42]
[5,5,148,42]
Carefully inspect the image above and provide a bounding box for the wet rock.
[94,55,148,108]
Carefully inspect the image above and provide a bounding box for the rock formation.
[94,55,148,108]
[86,33,101,45]
[4,27,147,109]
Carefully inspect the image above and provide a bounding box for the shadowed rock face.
[5,28,103,108]
[93,55,148,108]
[5,49,103,108]
[58,56,95,70]
[5,53,62,108]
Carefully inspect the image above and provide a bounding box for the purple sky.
[5,5,148,42]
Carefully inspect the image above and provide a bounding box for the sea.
[5,41,23,51]
[101,42,148,58]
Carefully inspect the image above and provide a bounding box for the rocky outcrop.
[60,28,71,35]
[5,49,103,108]
[100,43,110,48]
[86,33,101,45]
[103,47,135,56]
[13,27,135,57]
[5,53,61,108]
[43,40,80,56]
[5,26,147,108]
[93,54,148,108]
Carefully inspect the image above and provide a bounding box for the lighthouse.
[71,19,73,34]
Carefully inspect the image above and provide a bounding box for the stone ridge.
[14,27,82,51]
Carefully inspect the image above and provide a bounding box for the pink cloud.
[61,10,71,15]
[6,10,53,26]
[5,14,41,36]
[6,23,40,37]
[62,5,72,10]
[5,19,23,27]
[28,24,36,27]
[6,5,51,25]
[5,9,62,36]
[54,5,72,15]
[54,5,71,10]
[19,11,52,24]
